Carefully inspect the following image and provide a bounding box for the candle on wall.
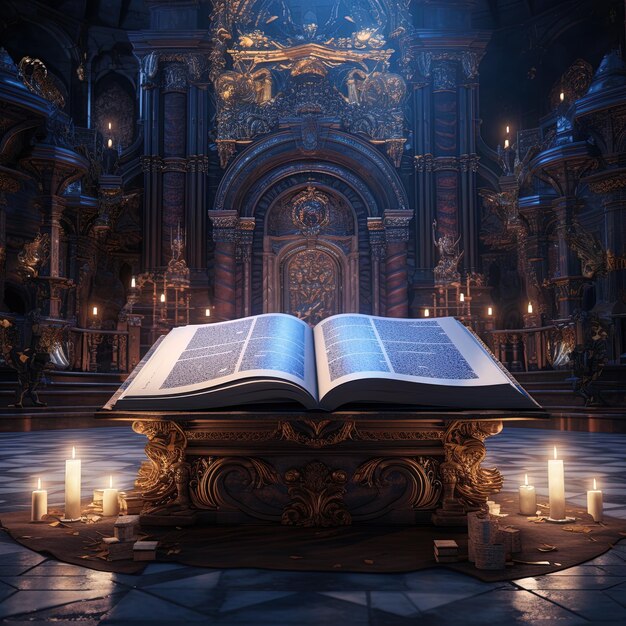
[548,446,566,521]
[519,473,537,515]
[102,475,119,517]
[459,292,465,302]
[587,478,603,522]
[131,276,136,289]
[205,307,211,318]
[559,91,565,102]
[160,293,166,303]
[423,308,430,317]
[487,306,493,316]
[527,302,533,314]
[506,125,510,135]
[92,305,98,317]
[31,477,48,522]
[107,138,113,148]
[64,446,82,521]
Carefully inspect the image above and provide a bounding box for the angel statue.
[432,220,464,285]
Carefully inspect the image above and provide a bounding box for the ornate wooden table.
[101,408,547,527]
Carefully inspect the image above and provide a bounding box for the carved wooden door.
[283,248,341,325]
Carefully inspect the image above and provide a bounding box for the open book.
[107,314,539,412]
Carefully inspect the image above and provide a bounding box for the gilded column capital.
[383,209,413,242]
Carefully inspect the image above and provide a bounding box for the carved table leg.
[432,420,504,526]
[132,420,197,525]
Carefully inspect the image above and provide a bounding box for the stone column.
[404,3,489,276]
[383,210,413,318]
[237,218,255,318]
[529,141,595,319]
[208,211,238,321]
[367,218,385,316]
[20,145,88,319]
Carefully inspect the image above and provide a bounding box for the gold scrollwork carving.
[189,456,280,520]
[278,419,356,448]
[282,461,351,527]
[353,456,442,511]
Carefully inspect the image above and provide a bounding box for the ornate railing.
[488,324,576,372]
[70,327,129,373]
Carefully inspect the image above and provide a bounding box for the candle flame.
[424,308,430,317]
[72,446,76,459]
[593,478,597,490]
[459,293,465,302]
[524,473,528,486]
[109,475,113,489]
[553,446,557,460]
[37,477,41,490]
[487,306,493,316]
[506,125,510,134]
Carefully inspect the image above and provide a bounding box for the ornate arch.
[213,130,408,214]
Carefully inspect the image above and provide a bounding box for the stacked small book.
[433,539,459,563]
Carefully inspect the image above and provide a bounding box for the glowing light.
[527,302,533,314]
[160,293,166,303]
[107,138,113,148]
[593,478,597,490]
[524,473,528,486]
[131,277,136,288]
[459,292,465,302]
[506,125,510,134]
[92,306,98,316]
[108,122,112,131]
[424,308,430,317]
[559,91,565,102]
[109,475,113,489]
[37,477,41,490]
[487,306,493,316]
[504,139,510,149]
[72,446,76,460]
[205,308,211,317]
[553,446,557,460]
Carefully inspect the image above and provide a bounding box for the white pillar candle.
[519,473,537,515]
[548,446,566,520]
[102,475,119,517]
[31,477,47,522]
[587,478,603,522]
[64,446,82,521]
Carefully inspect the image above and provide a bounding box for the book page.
[117,313,317,401]
[313,314,515,400]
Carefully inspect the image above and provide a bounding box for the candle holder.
[546,516,575,524]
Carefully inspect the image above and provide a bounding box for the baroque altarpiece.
[0,0,625,382]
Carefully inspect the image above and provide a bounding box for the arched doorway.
[209,129,412,322]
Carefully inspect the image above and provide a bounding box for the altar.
[102,408,547,527]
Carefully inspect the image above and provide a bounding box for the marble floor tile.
[532,589,626,621]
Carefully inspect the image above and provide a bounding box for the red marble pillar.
[383,210,413,318]
[209,211,238,321]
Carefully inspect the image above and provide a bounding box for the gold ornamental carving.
[353,457,442,510]
[286,248,338,325]
[290,185,330,236]
[189,456,279,518]
[282,461,351,527]
[439,420,504,511]
[278,419,356,448]
[17,233,50,279]
[132,420,190,514]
